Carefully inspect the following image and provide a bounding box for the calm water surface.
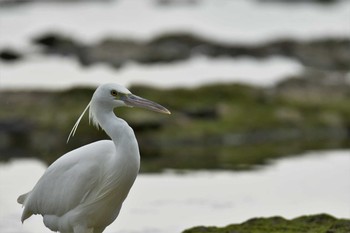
[0,150,349,233]
[1,0,349,48]
[1,0,347,91]
[0,55,302,90]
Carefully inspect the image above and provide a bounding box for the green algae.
[182,214,350,233]
[0,82,349,171]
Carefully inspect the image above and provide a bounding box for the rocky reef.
[1,70,349,171]
[183,214,350,233]
[23,32,350,71]
[1,32,349,71]
[1,29,349,172]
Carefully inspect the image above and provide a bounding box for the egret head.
[91,83,170,114]
[67,83,170,142]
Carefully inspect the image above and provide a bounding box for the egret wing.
[21,140,115,220]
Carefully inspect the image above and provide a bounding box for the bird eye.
[110,90,118,96]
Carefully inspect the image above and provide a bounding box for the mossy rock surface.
[183,214,350,233]
[1,75,350,171]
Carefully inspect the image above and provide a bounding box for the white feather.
[66,102,91,143]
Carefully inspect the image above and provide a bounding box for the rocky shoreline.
[1,30,349,172]
[1,71,349,171]
[2,32,349,72]
[182,214,350,233]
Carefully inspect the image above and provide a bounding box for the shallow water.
[0,55,302,90]
[1,150,349,233]
[0,0,349,48]
[0,0,346,91]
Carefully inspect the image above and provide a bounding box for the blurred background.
[0,0,349,232]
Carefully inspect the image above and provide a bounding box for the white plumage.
[18,83,170,233]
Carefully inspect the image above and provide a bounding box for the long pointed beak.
[122,94,171,114]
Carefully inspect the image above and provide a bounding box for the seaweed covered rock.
[1,79,349,171]
[183,214,350,233]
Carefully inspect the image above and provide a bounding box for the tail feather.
[17,192,29,204]
[21,207,33,223]
[17,192,33,223]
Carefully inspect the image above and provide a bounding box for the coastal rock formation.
[183,214,350,233]
[28,33,350,71]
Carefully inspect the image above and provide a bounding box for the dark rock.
[291,39,350,71]
[32,33,84,57]
[0,48,22,62]
[30,32,350,71]
[258,0,338,3]
[0,119,34,133]
[0,0,111,7]
[0,119,35,158]
[83,39,149,67]
[129,120,164,132]
[274,70,350,103]
[182,107,219,120]
[156,0,199,7]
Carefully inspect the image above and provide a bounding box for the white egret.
[17,83,170,233]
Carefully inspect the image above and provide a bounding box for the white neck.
[91,104,140,169]
[94,109,125,143]
[90,104,140,207]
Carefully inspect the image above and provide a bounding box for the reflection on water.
[0,150,349,233]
